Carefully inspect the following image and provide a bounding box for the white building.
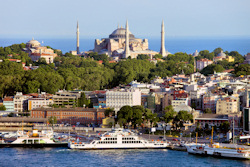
[14,92,29,112]
[106,88,141,112]
[196,58,213,70]
[171,98,188,108]
[28,98,53,110]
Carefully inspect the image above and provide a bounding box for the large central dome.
[109,27,135,39]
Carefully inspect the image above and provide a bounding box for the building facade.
[106,88,141,112]
[216,96,240,114]
[196,58,213,70]
[23,39,57,64]
[31,108,105,125]
[3,97,14,111]
[28,98,53,110]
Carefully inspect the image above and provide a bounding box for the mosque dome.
[192,50,199,57]
[217,50,226,58]
[109,27,135,39]
[26,38,41,48]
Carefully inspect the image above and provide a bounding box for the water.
[0,37,250,55]
[0,148,249,167]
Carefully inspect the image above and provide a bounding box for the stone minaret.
[124,20,130,58]
[246,85,249,107]
[76,21,80,54]
[194,57,196,73]
[160,20,166,57]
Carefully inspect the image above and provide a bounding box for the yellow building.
[216,96,239,114]
[225,56,235,62]
[102,117,115,128]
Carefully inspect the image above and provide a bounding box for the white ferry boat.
[186,143,250,159]
[0,128,67,147]
[68,128,169,150]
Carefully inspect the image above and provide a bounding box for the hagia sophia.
[93,20,169,59]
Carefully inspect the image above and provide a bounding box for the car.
[159,136,164,139]
[172,138,178,141]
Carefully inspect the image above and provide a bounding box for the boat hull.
[0,143,68,148]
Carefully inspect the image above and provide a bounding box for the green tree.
[154,54,163,59]
[234,64,250,76]
[213,47,223,56]
[204,108,212,114]
[104,108,115,117]
[49,116,57,125]
[78,92,90,107]
[198,50,214,60]
[219,121,230,134]
[201,64,225,76]
[137,54,149,60]
[117,106,133,127]
[0,105,6,111]
[164,110,177,123]
[173,110,193,129]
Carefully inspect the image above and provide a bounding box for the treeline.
[0,44,248,98]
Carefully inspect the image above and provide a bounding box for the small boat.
[68,128,169,150]
[0,128,67,148]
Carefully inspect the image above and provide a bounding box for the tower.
[194,57,196,73]
[76,21,80,54]
[124,20,130,58]
[160,20,166,57]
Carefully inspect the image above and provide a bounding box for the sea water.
[0,37,250,55]
[0,148,249,167]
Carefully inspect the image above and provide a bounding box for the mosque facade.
[94,21,165,59]
[23,39,57,64]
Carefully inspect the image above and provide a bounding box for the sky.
[0,0,250,39]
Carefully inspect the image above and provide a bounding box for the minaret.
[124,20,130,58]
[76,21,80,54]
[246,85,249,107]
[160,20,166,57]
[194,57,196,73]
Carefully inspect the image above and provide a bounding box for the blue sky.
[0,0,250,39]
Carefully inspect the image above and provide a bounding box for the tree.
[164,110,177,123]
[49,116,57,125]
[198,50,214,60]
[78,92,90,107]
[201,64,225,76]
[228,51,244,63]
[0,105,6,111]
[219,121,230,134]
[204,108,212,114]
[104,108,115,117]
[213,47,223,56]
[173,110,193,130]
[137,54,149,60]
[117,106,133,127]
[131,106,143,128]
[154,54,163,59]
[164,105,174,113]
[234,64,250,76]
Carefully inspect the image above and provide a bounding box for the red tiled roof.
[3,97,13,101]
[223,69,235,73]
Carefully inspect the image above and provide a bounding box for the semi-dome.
[26,38,41,48]
[109,27,135,39]
[217,50,226,58]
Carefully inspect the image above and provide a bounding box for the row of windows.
[104,138,117,140]
[122,141,142,144]
[98,141,117,144]
[122,138,135,140]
